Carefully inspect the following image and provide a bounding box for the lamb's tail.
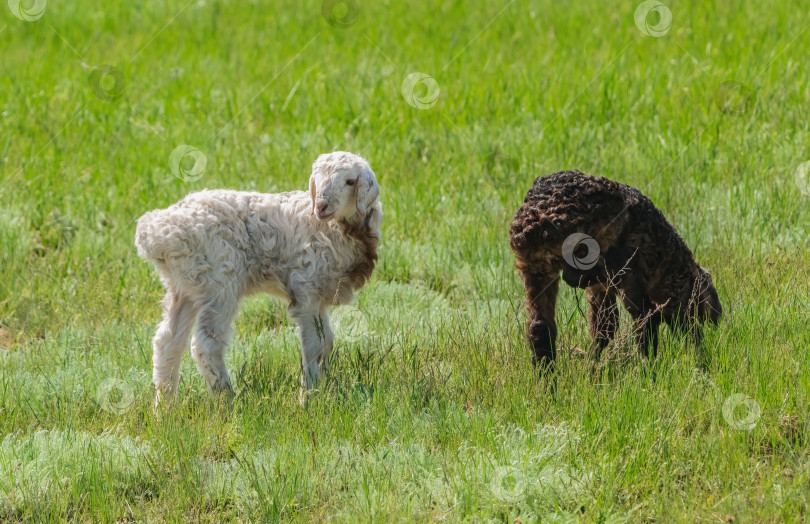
[135,210,191,263]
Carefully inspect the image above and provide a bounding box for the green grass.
[1,0,809,520]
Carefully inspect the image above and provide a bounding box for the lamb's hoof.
[153,387,175,412]
[299,387,317,407]
[211,386,236,405]
[531,353,556,373]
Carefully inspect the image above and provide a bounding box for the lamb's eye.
[346,179,356,186]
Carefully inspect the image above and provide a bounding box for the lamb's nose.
[317,201,329,214]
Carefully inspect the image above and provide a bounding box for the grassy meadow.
[1,0,809,521]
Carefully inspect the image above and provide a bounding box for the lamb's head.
[309,151,380,223]
[693,266,722,325]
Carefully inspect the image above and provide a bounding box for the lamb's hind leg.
[518,269,559,369]
[152,291,198,405]
[587,286,618,358]
[190,297,239,399]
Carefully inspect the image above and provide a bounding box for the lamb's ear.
[356,168,380,217]
[309,176,317,216]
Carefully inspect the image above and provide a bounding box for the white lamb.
[135,151,381,404]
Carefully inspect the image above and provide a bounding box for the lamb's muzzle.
[135,151,382,404]
[509,170,721,368]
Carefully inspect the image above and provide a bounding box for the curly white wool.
[135,151,382,403]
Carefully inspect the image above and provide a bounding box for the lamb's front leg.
[587,286,619,358]
[620,280,661,358]
[289,304,332,391]
[318,306,335,371]
[518,269,559,369]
